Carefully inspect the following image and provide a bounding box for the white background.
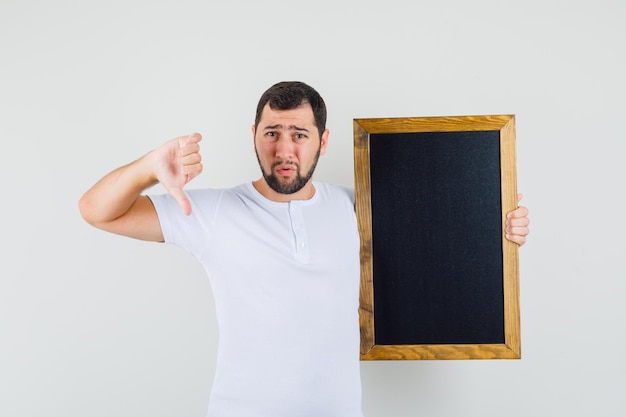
[1,1,624,416]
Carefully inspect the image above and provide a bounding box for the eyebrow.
[263,124,310,133]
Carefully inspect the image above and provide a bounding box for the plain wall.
[1,0,624,416]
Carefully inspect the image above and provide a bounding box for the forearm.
[78,152,157,227]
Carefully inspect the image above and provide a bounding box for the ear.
[319,129,330,156]
[251,124,257,151]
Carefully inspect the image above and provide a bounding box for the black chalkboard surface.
[354,116,520,360]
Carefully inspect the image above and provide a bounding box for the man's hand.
[152,133,203,215]
[505,193,530,246]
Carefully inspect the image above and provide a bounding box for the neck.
[252,178,316,202]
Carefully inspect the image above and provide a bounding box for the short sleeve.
[148,189,221,259]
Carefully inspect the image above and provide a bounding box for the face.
[253,103,328,196]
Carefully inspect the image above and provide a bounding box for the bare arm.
[78,133,203,242]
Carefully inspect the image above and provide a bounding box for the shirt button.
[299,242,306,248]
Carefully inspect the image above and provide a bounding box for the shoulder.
[181,183,251,201]
[150,184,250,215]
[314,182,355,204]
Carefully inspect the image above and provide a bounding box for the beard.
[256,147,321,195]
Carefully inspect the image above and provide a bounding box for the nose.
[274,134,295,160]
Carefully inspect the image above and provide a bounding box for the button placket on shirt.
[289,202,309,263]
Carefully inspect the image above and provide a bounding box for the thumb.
[167,185,192,216]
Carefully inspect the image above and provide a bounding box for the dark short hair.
[254,81,327,137]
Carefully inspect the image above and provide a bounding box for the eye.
[294,133,307,141]
[265,131,278,141]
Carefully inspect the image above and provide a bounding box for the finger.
[167,186,192,216]
[183,162,203,178]
[506,225,529,237]
[507,205,529,219]
[189,132,202,143]
[181,152,202,165]
[506,216,530,228]
[505,233,526,246]
[180,141,201,157]
[517,193,524,203]
[178,132,202,148]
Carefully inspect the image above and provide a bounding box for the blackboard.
[354,115,520,360]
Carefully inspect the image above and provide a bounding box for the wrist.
[135,149,161,187]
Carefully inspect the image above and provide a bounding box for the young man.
[79,81,530,416]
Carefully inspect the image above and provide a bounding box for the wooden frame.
[354,115,520,360]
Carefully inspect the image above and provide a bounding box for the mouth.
[273,162,298,177]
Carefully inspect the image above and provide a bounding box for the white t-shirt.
[149,182,364,417]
